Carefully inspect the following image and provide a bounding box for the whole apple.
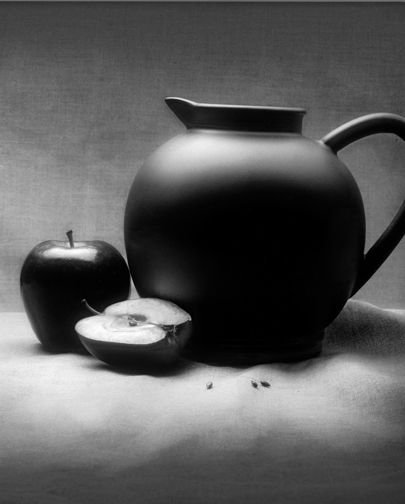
[20,231,131,352]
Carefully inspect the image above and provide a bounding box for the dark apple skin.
[20,239,131,353]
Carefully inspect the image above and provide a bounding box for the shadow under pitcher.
[124,97,405,365]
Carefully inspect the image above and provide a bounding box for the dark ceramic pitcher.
[124,98,405,364]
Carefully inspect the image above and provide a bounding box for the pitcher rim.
[165,97,306,114]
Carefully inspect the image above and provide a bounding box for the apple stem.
[66,230,74,248]
[81,299,101,315]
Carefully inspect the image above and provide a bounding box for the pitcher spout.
[165,97,196,128]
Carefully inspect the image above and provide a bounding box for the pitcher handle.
[320,113,405,295]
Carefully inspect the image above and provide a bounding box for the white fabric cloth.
[1,300,405,503]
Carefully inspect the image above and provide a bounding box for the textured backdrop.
[0,2,404,311]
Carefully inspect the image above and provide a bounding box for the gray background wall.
[0,2,404,311]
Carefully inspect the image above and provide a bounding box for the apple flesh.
[20,231,131,353]
[75,298,192,369]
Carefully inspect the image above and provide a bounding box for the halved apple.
[75,298,192,369]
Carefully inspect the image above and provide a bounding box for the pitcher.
[124,97,405,363]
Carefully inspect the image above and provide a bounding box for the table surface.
[1,300,405,504]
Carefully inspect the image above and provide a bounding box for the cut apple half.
[75,298,192,369]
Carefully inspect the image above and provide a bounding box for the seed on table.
[206,381,213,390]
[260,381,271,388]
[251,380,259,389]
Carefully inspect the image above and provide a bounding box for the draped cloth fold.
[1,300,405,503]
